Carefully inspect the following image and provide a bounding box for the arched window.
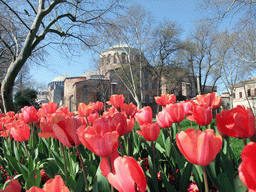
[114,53,117,63]
[144,80,149,90]
[122,53,126,63]
[145,94,150,103]
[107,54,111,63]
[144,70,149,78]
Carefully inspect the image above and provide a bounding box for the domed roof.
[100,43,138,56]
[52,74,69,82]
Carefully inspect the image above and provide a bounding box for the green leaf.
[179,162,193,192]
[206,162,222,191]
[50,150,65,174]
[217,173,235,192]
[220,151,235,188]
[160,172,177,192]
[192,165,203,191]
[234,175,247,192]
[25,169,41,190]
[92,165,110,192]
[75,172,86,192]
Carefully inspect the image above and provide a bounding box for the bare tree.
[96,5,154,108]
[179,20,220,95]
[0,0,122,112]
[147,20,185,98]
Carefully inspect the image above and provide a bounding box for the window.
[145,94,150,103]
[233,93,235,98]
[83,85,88,97]
[114,53,117,63]
[248,89,251,97]
[122,53,126,63]
[152,82,156,89]
[239,92,242,98]
[144,80,149,90]
[107,54,111,63]
[144,70,148,78]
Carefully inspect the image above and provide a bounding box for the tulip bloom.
[216,105,255,138]
[238,142,256,191]
[109,94,125,108]
[21,106,39,124]
[77,116,119,157]
[107,156,147,192]
[154,93,176,107]
[176,128,222,166]
[121,102,137,117]
[78,103,94,117]
[52,116,82,147]
[0,179,21,192]
[111,112,128,136]
[137,122,160,141]
[27,175,69,192]
[164,103,185,123]
[135,106,153,125]
[196,92,222,109]
[9,120,30,142]
[41,102,58,115]
[183,100,196,116]
[156,110,173,128]
[93,101,104,112]
[186,105,213,126]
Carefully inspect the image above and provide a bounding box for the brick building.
[37,44,217,113]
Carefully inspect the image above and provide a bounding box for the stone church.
[37,43,216,112]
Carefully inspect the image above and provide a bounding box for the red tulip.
[196,92,222,109]
[156,110,173,128]
[27,175,69,192]
[154,93,176,107]
[164,103,185,123]
[0,179,21,192]
[9,120,30,142]
[93,101,104,112]
[135,106,153,125]
[121,102,137,117]
[111,112,128,136]
[52,116,82,147]
[216,105,255,138]
[137,122,160,141]
[176,128,222,166]
[183,100,196,116]
[77,116,119,157]
[21,106,39,124]
[238,142,256,191]
[41,102,58,115]
[186,105,213,126]
[78,103,94,117]
[107,156,147,192]
[127,117,135,133]
[87,113,99,126]
[109,94,125,108]
[100,151,120,177]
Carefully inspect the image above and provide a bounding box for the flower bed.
[0,93,255,192]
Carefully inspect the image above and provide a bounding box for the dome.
[52,74,70,82]
[100,44,139,57]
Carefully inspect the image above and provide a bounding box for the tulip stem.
[119,137,124,156]
[151,141,156,174]
[30,123,34,148]
[60,143,68,183]
[243,139,247,146]
[177,122,181,132]
[107,156,114,192]
[23,141,29,159]
[76,146,89,192]
[202,166,209,192]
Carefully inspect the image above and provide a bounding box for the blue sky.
[32,0,203,87]
[32,0,236,92]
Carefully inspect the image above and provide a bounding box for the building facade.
[37,44,218,113]
[232,77,256,115]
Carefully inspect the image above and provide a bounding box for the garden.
[0,93,255,192]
